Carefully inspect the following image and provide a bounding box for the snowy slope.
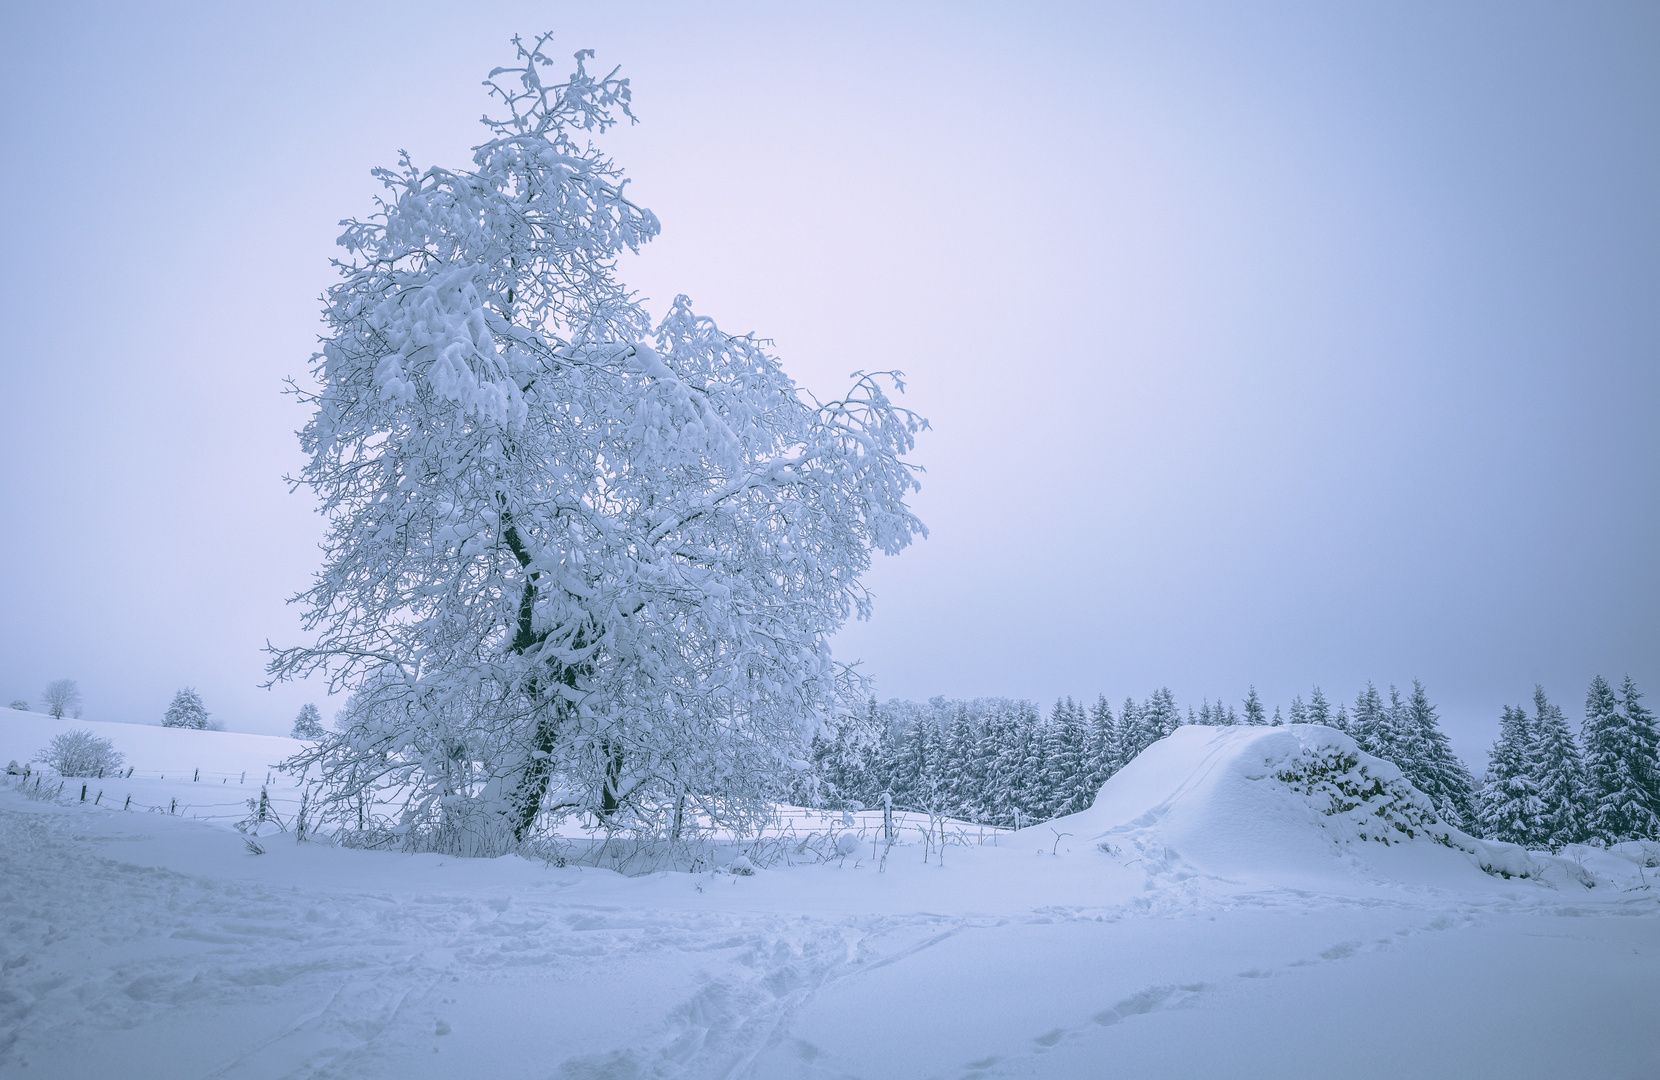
[1,710,309,824]
[0,710,307,775]
[3,722,1658,1079]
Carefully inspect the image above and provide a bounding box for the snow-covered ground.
[3,718,1657,1078]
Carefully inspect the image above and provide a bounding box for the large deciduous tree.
[268,36,926,853]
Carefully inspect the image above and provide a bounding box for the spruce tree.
[1308,686,1336,731]
[1351,684,1386,757]
[1383,685,1415,773]
[1530,685,1585,850]
[1332,702,1350,735]
[1477,704,1544,846]
[163,688,211,730]
[1242,686,1266,726]
[291,703,325,739]
[1040,700,1079,815]
[1145,688,1182,742]
[1117,697,1146,766]
[1399,680,1476,830]
[1084,695,1116,796]
[1288,695,1309,726]
[1583,676,1660,843]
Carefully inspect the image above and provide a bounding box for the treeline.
[1479,675,1658,850]
[799,676,1660,848]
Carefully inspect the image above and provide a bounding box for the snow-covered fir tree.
[1083,695,1116,797]
[163,688,210,730]
[1307,686,1337,731]
[1396,681,1475,830]
[268,37,925,851]
[291,703,325,739]
[1477,703,1544,847]
[1144,688,1182,743]
[1242,686,1267,726]
[1582,676,1660,844]
[1529,685,1584,850]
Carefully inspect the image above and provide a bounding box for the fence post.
[124,794,131,811]
[80,784,87,802]
[95,790,102,805]
[194,768,199,782]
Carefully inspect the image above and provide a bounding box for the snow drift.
[1038,725,1592,888]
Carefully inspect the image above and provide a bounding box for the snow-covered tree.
[268,38,925,851]
[1144,688,1182,743]
[9,699,29,711]
[1396,680,1475,830]
[40,679,81,720]
[1524,686,1583,849]
[291,703,326,740]
[1582,676,1660,844]
[33,728,123,777]
[1242,686,1266,726]
[1350,683,1386,757]
[1477,704,1543,846]
[1287,695,1308,726]
[1083,695,1116,794]
[1307,686,1337,731]
[163,688,210,730]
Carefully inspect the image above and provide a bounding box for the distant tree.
[1117,697,1146,765]
[33,728,124,777]
[1477,704,1544,846]
[1307,686,1337,731]
[1242,686,1266,726]
[291,703,326,739]
[1288,695,1308,726]
[1270,705,1284,726]
[1582,675,1660,844]
[9,700,29,711]
[1332,702,1351,735]
[1083,695,1116,795]
[1145,688,1182,742]
[1529,685,1584,850]
[162,687,211,730]
[1351,683,1386,757]
[40,679,82,720]
[1383,685,1415,770]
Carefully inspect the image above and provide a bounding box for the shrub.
[32,729,123,783]
[9,700,29,711]
[33,729,125,777]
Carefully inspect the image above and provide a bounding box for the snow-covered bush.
[32,729,124,778]
[9,699,29,710]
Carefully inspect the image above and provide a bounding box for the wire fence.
[2,764,1012,874]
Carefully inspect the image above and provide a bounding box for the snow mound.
[1044,725,1593,889]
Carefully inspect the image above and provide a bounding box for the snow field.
[2,711,310,828]
[2,720,1657,1078]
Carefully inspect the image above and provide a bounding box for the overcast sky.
[1,2,1654,761]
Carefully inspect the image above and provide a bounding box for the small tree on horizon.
[163,687,211,730]
[291,703,325,739]
[41,679,82,719]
